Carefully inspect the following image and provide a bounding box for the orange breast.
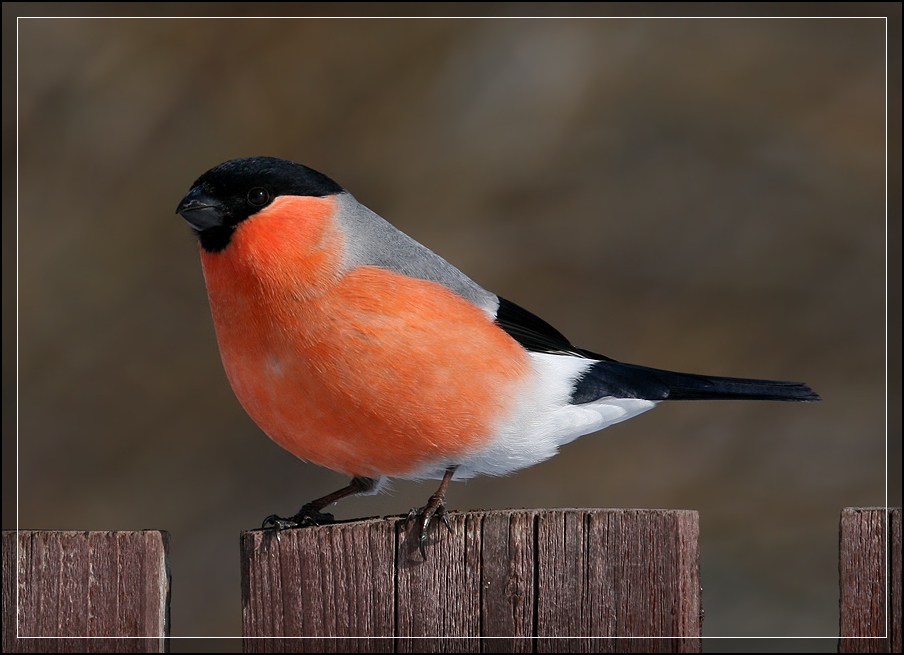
[199,196,530,478]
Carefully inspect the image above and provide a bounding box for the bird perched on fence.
[177,156,819,554]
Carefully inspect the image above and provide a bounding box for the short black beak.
[176,187,224,232]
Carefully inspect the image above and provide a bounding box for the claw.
[407,501,446,560]
[261,514,297,530]
[261,505,335,530]
[406,466,458,559]
[438,506,453,534]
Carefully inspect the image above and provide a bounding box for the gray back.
[334,192,500,317]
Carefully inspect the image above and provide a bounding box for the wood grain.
[839,508,902,653]
[242,517,395,653]
[241,509,701,652]
[2,530,169,653]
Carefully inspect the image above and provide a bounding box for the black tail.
[571,360,821,404]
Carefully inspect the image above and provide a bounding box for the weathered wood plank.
[535,509,701,653]
[241,509,700,652]
[242,517,395,653]
[536,509,589,652]
[587,509,701,653]
[2,530,169,653]
[395,511,481,652]
[478,510,536,653]
[839,507,902,653]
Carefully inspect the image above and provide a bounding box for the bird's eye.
[247,188,270,207]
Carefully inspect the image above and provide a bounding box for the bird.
[176,156,820,552]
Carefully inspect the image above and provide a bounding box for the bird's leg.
[407,466,457,558]
[262,476,376,529]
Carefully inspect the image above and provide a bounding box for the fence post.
[2,530,170,653]
[241,508,701,652]
[838,507,902,653]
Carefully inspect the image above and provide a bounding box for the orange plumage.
[199,195,530,479]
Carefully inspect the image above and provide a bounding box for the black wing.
[494,296,611,360]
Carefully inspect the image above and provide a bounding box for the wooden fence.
[2,508,900,653]
[2,530,169,653]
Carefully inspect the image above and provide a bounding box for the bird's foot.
[259,477,376,531]
[261,503,335,530]
[406,494,453,559]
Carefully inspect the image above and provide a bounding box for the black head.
[176,157,343,252]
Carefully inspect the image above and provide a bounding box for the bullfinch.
[176,156,819,550]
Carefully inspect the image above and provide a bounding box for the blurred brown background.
[4,4,900,652]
